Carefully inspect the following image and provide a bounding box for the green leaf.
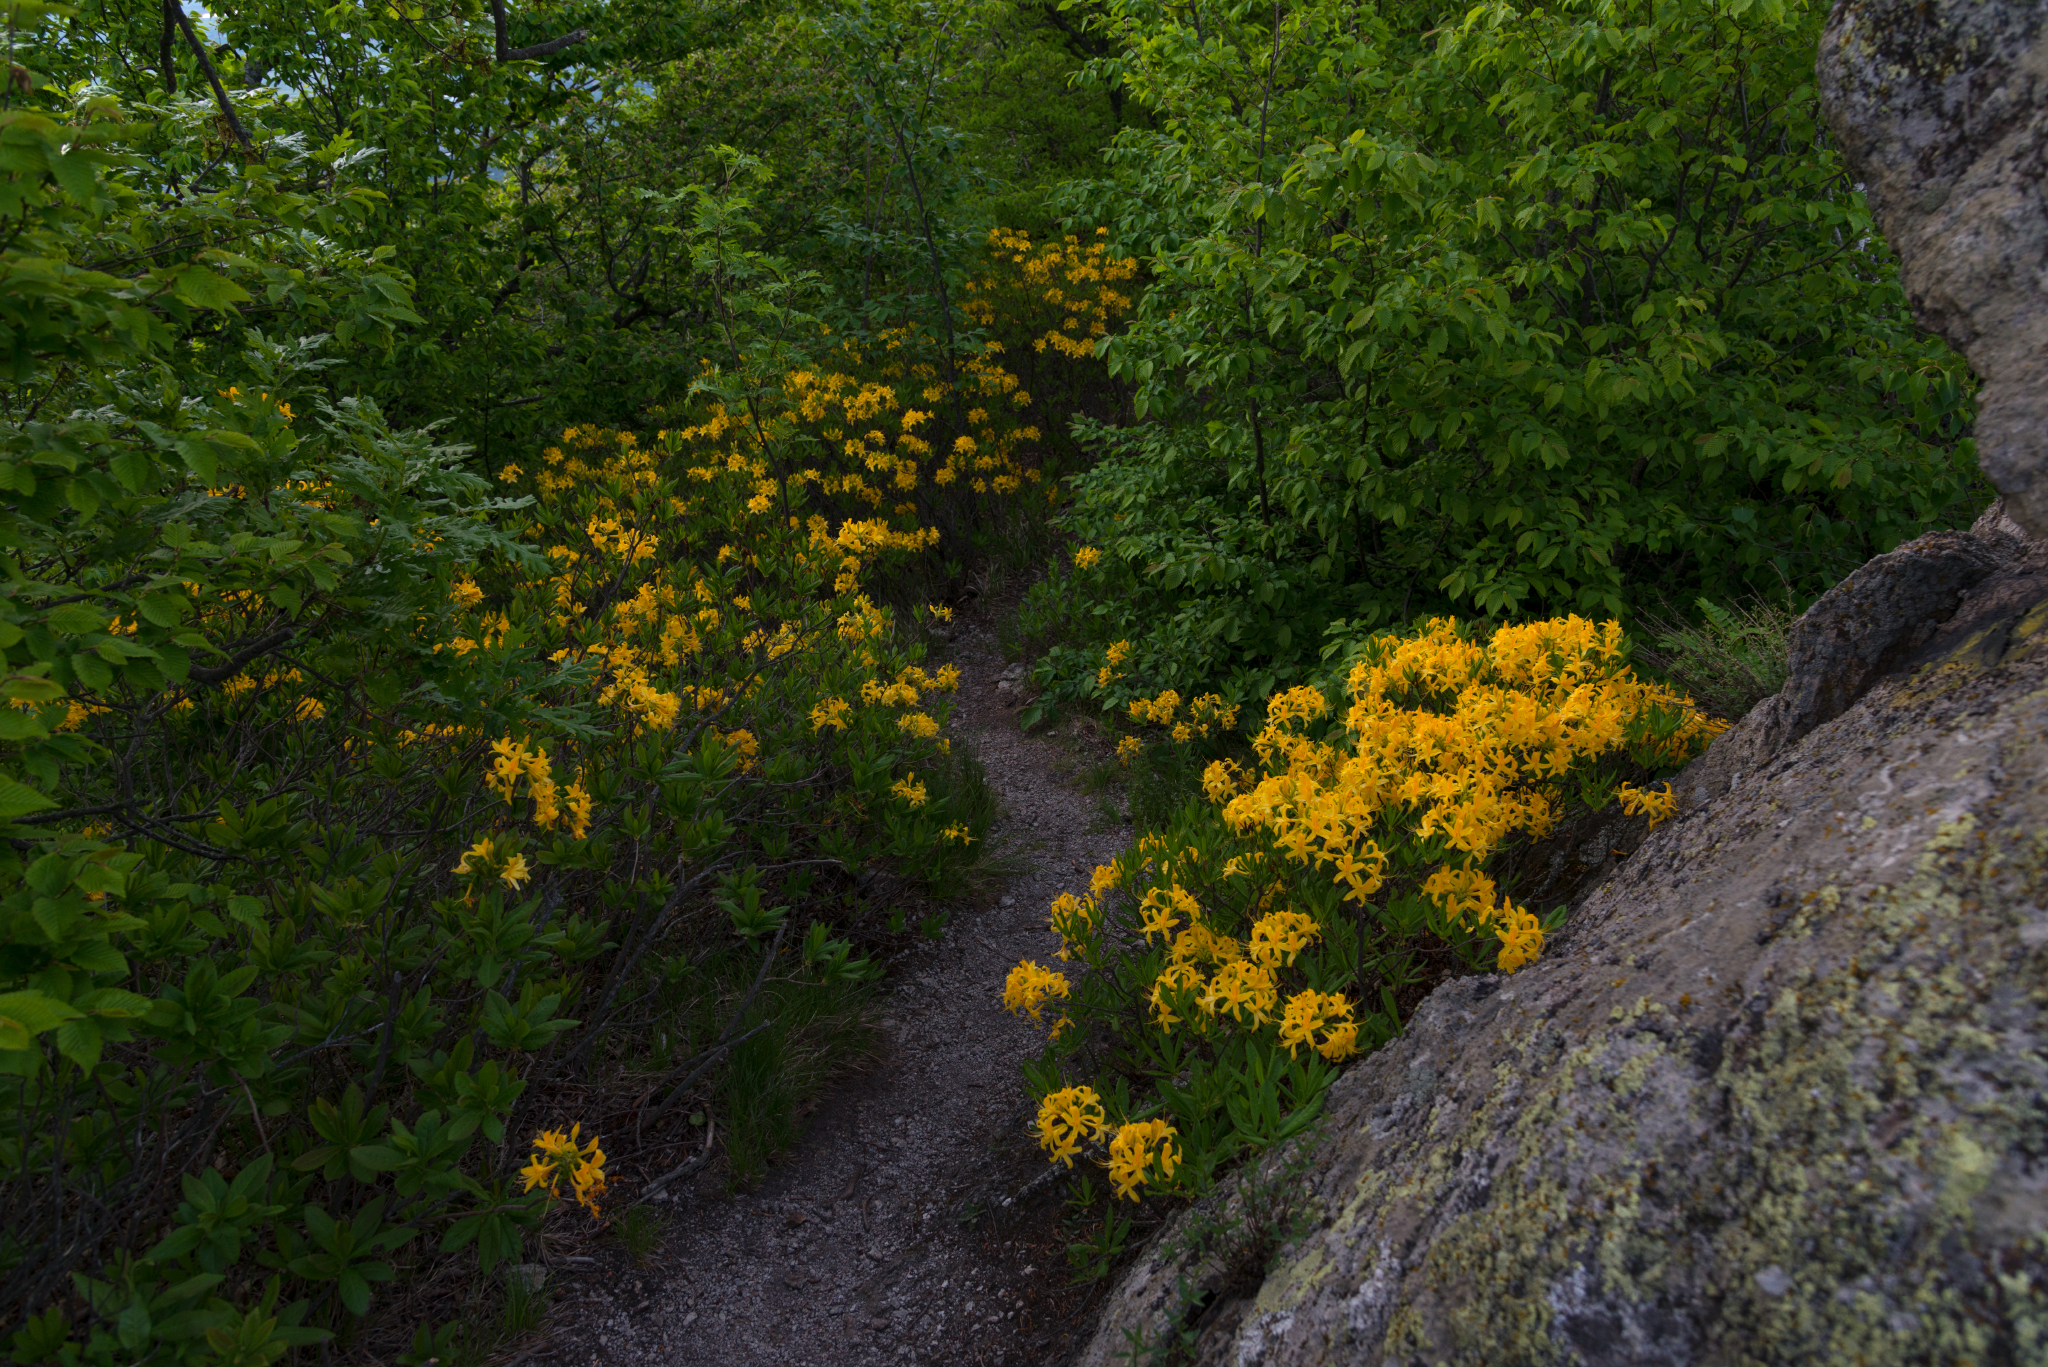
[172,267,254,311]
[0,773,55,818]
[0,991,85,1045]
[45,602,109,634]
[45,149,99,205]
[53,1017,105,1071]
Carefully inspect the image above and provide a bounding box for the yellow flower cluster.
[1048,891,1098,959]
[1003,960,1071,1026]
[1220,616,1724,971]
[965,228,1139,361]
[452,836,530,891]
[1097,639,1131,691]
[520,1124,608,1218]
[1128,689,1239,744]
[1072,546,1103,570]
[1616,780,1678,828]
[724,323,1049,505]
[1106,1119,1180,1201]
[1031,852,1362,1057]
[1275,988,1359,1061]
[1246,909,1318,967]
[1035,1084,1108,1166]
[218,666,306,703]
[485,737,592,839]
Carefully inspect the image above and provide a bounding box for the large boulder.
[1817,0,2048,539]
[1075,532,2048,1364]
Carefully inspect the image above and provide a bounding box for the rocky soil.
[529,607,1126,1367]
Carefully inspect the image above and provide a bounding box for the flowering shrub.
[0,126,1087,1362]
[962,228,1139,363]
[1004,615,1721,1230]
[0,384,989,1358]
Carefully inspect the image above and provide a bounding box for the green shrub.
[0,114,1004,1360]
[1034,0,1984,711]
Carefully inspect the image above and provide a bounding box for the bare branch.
[167,0,256,157]
[505,28,589,61]
[487,0,590,62]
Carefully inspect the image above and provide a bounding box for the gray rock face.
[1817,0,2048,539]
[1676,527,2006,803]
[1074,533,2048,1365]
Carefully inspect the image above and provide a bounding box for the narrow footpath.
[541,613,1130,1367]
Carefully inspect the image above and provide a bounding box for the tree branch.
[488,0,589,62]
[167,0,255,157]
[186,625,296,685]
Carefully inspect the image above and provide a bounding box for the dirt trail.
[542,614,1127,1367]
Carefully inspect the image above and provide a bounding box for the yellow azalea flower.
[1246,910,1320,968]
[1149,962,1206,1029]
[1277,988,1359,1060]
[1034,1085,1108,1167]
[500,854,531,890]
[522,1124,606,1218]
[453,837,499,878]
[1201,960,1278,1028]
[1136,883,1198,944]
[1106,1118,1180,1200]
[565,782,593,841]
[1494,904,1545,973]
[1167,923,1241,968]
[1003,960,1071,1027]
[1048,892,1097,961]
[1616,780,1679,828]
[1072,546,1103,570]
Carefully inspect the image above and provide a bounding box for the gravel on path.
[537,614,1129,1367]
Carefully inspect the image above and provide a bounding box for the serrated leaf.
[172,267,254,311]
[45,602,109,634]
[0,990,85,1036]
[0,775,57,819]
[53,1016,104,1070]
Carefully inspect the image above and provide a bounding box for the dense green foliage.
[0,80,1025,1358]
[1030,0,1981,708]
[0,0,1119,1357]
[0,0,1997,1353]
